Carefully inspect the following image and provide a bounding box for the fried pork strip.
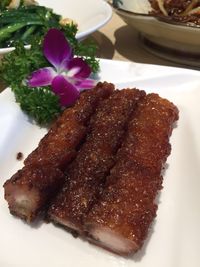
[4,82,114,222]
[85,93,179,255]
[24,82,114,170]
[48,89,145,233]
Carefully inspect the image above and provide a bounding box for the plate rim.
[114,6,200,31]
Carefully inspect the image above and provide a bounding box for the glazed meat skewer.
[4,82,114,222]
[85,93,179,255]
[48,89,145,233]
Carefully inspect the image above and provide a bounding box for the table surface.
[93,11,190,69]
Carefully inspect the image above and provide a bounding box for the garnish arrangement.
[0,26,99,125]
[28,29,96,109]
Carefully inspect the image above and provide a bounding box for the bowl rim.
[113,6,200,30]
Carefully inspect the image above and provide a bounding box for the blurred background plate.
[112,0,200,67]
[0,0,112,54]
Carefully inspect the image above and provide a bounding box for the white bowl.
[113,1,200,67]
[0,0,112,54]
[115,0,151,14]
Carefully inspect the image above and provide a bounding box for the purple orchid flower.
[28,28,95,106]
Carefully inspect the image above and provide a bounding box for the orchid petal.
[76,78,96,91]
[52,75,79,106]
[59,57,70,72]
[68,58,91,79]
[28,67,56,87]
[43,29,73,70]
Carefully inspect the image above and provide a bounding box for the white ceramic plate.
[0,0,112,54]
[0,59,200,267]
[112,1,200,67]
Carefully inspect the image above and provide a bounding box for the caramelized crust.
[24,82,114,170]
[48,89,146,232]
[85,93,179,255]
[4,82,114,222]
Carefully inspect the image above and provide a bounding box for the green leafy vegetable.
[0,4,84,49]
[0,24,99,125]
[0,0,10,11]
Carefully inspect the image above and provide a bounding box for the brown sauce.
[16,152,23,161]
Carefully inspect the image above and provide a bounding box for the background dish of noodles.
[112,0,200,67]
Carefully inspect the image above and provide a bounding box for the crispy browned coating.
[48,89,146,232]
[85,93,179,255]
[24,82,114,170]
[4,82,114,222]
